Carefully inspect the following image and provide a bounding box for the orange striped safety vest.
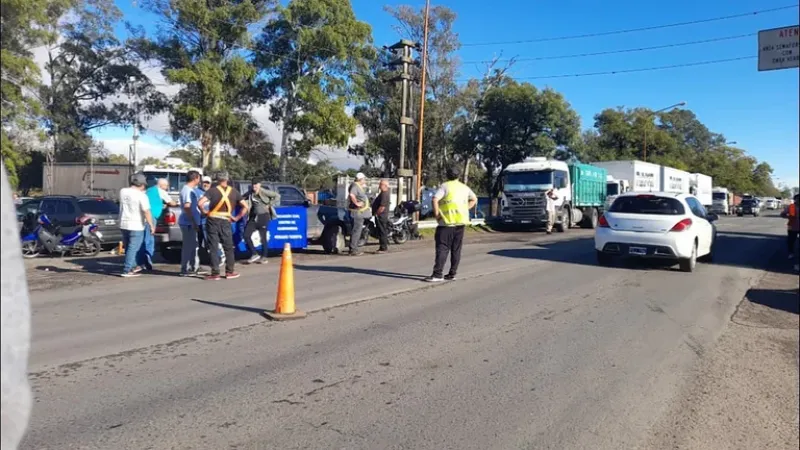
[788,203,798,230]
[208,185,233,219]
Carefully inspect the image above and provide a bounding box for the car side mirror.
[707,213,719,222]
[303,199,311,208]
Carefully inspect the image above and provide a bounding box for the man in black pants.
[244,180,279,264]
[372,179,391,253]
[425,166,477,282]
[198,171,248,280]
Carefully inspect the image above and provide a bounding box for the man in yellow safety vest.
[425,166,477,282]
[198,171,248,281]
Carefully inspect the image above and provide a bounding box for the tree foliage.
[134,0,271,169]
[255,0,374,180]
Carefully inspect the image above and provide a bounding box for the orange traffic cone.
[263,243,306,321]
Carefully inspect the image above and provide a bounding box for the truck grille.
[507,194,546,219]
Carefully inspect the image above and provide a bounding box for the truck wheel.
[555,208,570,233]
[321,224,345,254]
[581,208,598,229]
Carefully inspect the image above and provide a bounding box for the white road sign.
[758,25,800,71]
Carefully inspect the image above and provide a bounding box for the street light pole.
[414,0,430,203]
[643,101,686,162]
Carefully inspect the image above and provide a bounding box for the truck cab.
[497,157,606,231]
[711,187,730,215]
[605,176,631,210]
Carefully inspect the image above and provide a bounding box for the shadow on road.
[34,255,176,277]
[294,264,424,281]
[745,287,800,315]
[487,231,789,273]
[191,298,266,315]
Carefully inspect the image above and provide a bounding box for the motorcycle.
[31,213,103,258]
[357,201,418,247]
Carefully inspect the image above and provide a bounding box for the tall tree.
[471,80,580,196]
[384,4,460,184]
[0,0,73,185]
[41,0,166,163]
[254,0,374,180]
[134,0,271,169]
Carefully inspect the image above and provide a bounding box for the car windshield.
[503,171,553,192]
[741,199,756,206]
[78,199,120,215]
[609,195,685,215]
[607,183,620,196]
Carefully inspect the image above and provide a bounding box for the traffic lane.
[22,229,542,292]
[27,230,593,371]
[21,219,777,449]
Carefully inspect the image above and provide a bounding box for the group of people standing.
[119,170,280,280]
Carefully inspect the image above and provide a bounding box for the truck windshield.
[607,183,620,196]
[712,192,727,200]
[143,171,188,193]
[503,171,552,192]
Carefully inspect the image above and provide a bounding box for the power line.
[462,33,756,64]
[461,5,797,47]
[493,56,756,81]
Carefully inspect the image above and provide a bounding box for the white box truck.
[689,173,713,207]
[592,160,661,209]
[660,166,690,194]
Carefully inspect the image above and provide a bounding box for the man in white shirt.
[545,188,558,234]
[118,174,155,277]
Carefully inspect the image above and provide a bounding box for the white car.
[594,192,718,272]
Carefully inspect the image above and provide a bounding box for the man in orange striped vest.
[780,193,799,262]
[198,171,249,281]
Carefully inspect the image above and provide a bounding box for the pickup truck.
[154,181,352,263]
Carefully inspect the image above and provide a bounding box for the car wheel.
[596,250,613,266]
[321,224,345,254]
[679,241,697,272]
[161,247,182,264]
[581,208,598,229]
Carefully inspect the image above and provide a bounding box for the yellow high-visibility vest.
[438,180,472,226]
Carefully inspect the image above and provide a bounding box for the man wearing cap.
[426,165,476,282]
[118,173,155,277]
[348,172,371,256]
[243,179,279,264]
[198,171,248,280]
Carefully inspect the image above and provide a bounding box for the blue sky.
[96,0,799,187]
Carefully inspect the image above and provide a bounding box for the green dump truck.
[498,157,608,231]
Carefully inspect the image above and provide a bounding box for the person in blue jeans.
[118,174,155,277]
[140,178,176,270]
[178,170,203,276]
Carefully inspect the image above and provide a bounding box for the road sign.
[758,25,800,71]
[267,206,308,250]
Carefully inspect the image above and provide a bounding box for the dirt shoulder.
[647,258,799,449]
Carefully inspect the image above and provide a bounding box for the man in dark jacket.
[244,180,279,264]
[197,171,248,280]
[371,179,391,253]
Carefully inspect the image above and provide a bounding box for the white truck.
[659,165,690,195]
[593,160,661,209]
[497,157,607,231]
[711,187,731,214]
[689,173,713,207]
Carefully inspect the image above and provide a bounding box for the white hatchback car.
[594,192,718,272]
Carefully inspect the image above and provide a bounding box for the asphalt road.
[21,216,790,449]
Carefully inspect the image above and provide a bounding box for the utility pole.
[385,39,418,207]
[415,0,431,203]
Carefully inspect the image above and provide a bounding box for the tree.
[134,0,271,169]
[167,147,202,167]
[137,156,161,168]
[1,0,73,185]
[384,4,461,184]
[471,80,580,196]
[40,0,166,163]
[99,153,132,164]
[254,0,374,180]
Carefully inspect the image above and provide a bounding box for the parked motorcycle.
[357,201,418,247]
[20,212,42,258]
[31,213,103,257]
